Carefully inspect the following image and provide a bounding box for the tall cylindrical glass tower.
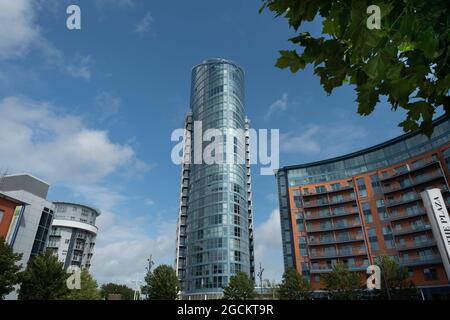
[176,59,254,299]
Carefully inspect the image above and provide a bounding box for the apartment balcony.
[385,194,421,208]
[388,209,427,221]
[307,222,362,233]
[76,233,87,240]
[382,171,445,195]
[308,236,365,246]
[303,195,357,209]
[304,209,359,221]
[49,231,61,237]
[398,255,442,267]
[380,159,440,182]
[310,264,369,273]
[309,249,368,260]
[72,255,82,262]
[74,244,85,251]
[302,185,354,198]
[396,239,437,251]
[392,224,432,236]
[47,242,59,248]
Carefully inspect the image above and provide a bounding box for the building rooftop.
[279,115,449,172]
[0,173,50,199]
[52,201,101,217]
[0,192,28,206]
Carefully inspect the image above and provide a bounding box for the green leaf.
[276,50,306,73]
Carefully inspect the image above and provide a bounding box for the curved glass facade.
[179,59,253,297]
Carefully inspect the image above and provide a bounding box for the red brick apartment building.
[275,116,450,298]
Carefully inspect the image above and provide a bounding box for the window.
[0,209,4,224]
[314,275,321,283]
[362,203,373,223]
[370,174,381,194]
[357,178,368,197]
[423,268,438,280]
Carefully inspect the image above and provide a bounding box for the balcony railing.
[307,221,362,233]
[304,209,359,221]
[383,171,444,194]
[308,236,365,246]
[310,264,369,273]
[398,255,442,266]
[392,224,432,236]
[388,209,427,221]
[303,195,357,208]
[302,185,354,197]
[380,158,440,181]
[309,249,367,259]
[385,194,421,208]
[396,240,437,251]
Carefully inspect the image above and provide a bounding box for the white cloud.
[0,0,92,80]
[0,96,148,184]
[265,93,289,120]
[135,12,154,36]
[254,209,283,282]
[280,123,368,158]
[0,0,38,60]
[91,209,175,285]
[94,91,122,122]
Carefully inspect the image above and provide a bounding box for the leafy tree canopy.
[141,264,180,300]
[322,262,362,300]
[64,269,101,300]
[100,282,135,300]
[223,272,256,300]
[278,268,311,300]
[261,0,450,135]
[0,237,22,299]
[18,250,69,300]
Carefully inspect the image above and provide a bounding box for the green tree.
[141,264,179,300]
[0,237,23,299]
[278,268,311,300]
[260,0,450,136]
[375,256,419,300]
[223,272,256,300]
[322,263,362,300]
[64,269,101,300]
[18,250,69,300]
[100,283,135,300]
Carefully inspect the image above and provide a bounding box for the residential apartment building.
[0,174,55,267]
[175,59,254,299]
[275,116,450,298]
[47,202,100,270]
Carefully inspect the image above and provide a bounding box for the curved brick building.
[275,116,450,298]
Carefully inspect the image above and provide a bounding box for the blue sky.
[0,0,413,285]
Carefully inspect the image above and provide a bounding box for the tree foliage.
[141,264,180,300]
[260,0,450,136]
[64,269,101,300]
[375,255,420,299]
[100,283,135,300]
[322,262,362,300]
[278,268,311,300]
[0,237,22,299]
[18,250,69,300]
[223,272,256,300]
